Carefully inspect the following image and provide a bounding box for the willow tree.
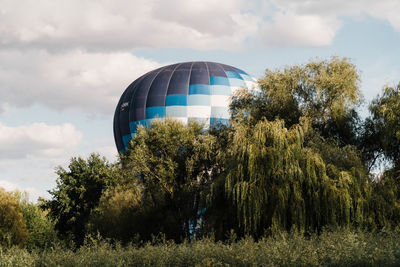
[367,83,400,171]
[220,57,373,237]
[363,83,400,227]
[222,119,369,237]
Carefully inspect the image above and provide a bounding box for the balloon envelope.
[113,61,257,152]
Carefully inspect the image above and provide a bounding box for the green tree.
[231,57,362,147]
[214,57,375,237]
[42,154,116,246]
[217,119,370,237]
[368,175,400,229]
[365,83,400,171]
[362,83,400,227]
[0,188,28,247]
[19,196,57,250]
[108,119,222,241]
[89,183,145,243]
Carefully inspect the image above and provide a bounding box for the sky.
[0,0,400,201]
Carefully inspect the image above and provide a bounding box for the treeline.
[1,57,399,249]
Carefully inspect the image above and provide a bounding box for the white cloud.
[1,0,400,53]
[259,12,340,48]
[269,0,400,31]
[0,122,82,158]
[0,0,256,115]
[0,0,255,51]
[254,0,400,48]
[2,0,400,115]
[0,49,162,114]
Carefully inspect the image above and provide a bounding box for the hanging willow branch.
[225,118,369,235]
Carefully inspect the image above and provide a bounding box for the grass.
[1,229,400,266]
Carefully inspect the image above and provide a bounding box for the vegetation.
[41,154,117,246]
[0,188,28,247]
[90,120,224,242]
[1,57,400,265]
[1,230,400,266]
[18,192,57,250]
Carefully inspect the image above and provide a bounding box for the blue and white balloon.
[113,61,257,152]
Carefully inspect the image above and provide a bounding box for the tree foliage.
[364,83,400,171]
[89,183,144,243]
[211,119,370,237]
[0,188,28,247]
[92,119,224,241]
[18,194,57,250]
[231,57,362,146]
[42,154,116,246]
[361,83,400,226]
[217,57,373,238]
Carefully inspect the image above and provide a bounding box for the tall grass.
[1,229,399,266]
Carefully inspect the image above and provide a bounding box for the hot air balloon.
[113,61,258,152]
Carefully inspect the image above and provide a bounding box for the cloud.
[269,0,400,31]
[255,0,400,48]
[0,49,162,114]
[259,12,340,48]
[1,0,400,53]
[2,0,400,115]
[0,0,256,51]
[0,122,82,159]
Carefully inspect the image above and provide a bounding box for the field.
[1,230,400,267]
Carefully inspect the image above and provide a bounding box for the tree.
[108,119,222,241]
[89,183,145,243]
[17,193,57,250]
[368,175,400,229]
[0,188,28,247]
[218,57,373,237]
[364,83,400,171]
[231,57,362,147]
[216,118,371,237]
[362,83,400,228]
[42,154,116,246]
